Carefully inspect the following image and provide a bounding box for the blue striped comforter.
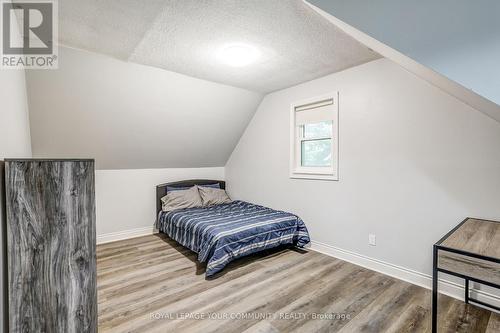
[157,200,310,277]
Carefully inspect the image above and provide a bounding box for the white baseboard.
[310,240,500,310]
[97,227,158,244]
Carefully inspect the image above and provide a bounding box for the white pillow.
[197,185,232,206]
[161,186,203,212]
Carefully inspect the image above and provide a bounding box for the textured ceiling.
[58,0,380,93]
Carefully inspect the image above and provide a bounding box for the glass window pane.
[301,139,332,167]
[303,121,332,139]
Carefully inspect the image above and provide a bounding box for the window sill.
[290,171,338,181]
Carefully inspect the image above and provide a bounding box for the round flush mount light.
[217,43,260,67]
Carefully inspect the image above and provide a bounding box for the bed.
[155,179,310,277]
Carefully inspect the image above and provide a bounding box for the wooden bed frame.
[155,179,226,218]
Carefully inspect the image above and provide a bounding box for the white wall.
[95,167,224,243]
[226,58,500,279]
[0,54,32,333]
[26,46,263,170]
[307,0,500,107]
[0,71,32,158]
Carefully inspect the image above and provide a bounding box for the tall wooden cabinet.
[1,161,7,333]
[4,159,97,333]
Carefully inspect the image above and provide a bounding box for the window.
[290,92,339,180]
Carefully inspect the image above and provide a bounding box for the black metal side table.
[432,218,500,332]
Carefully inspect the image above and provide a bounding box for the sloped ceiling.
[26,47,263,169]
[26,0,382,170]
[306,0,500,122]
[57,0,380,93]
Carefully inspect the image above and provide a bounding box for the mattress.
[157,200,310,277]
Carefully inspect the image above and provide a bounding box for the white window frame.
[290,92,339,181]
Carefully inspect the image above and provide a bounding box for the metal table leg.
[432,245,438,333]
[465,279,469,304]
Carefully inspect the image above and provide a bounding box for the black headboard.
[156,179,226,217]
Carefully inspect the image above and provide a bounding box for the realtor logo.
[1,0,58,69]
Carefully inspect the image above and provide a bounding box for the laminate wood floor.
[97,234,500,333]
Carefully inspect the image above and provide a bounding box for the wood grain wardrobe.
[1,159,97,333]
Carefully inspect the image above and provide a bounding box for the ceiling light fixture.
[217,43,260,67]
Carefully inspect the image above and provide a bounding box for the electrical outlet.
[368,234,376,246]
